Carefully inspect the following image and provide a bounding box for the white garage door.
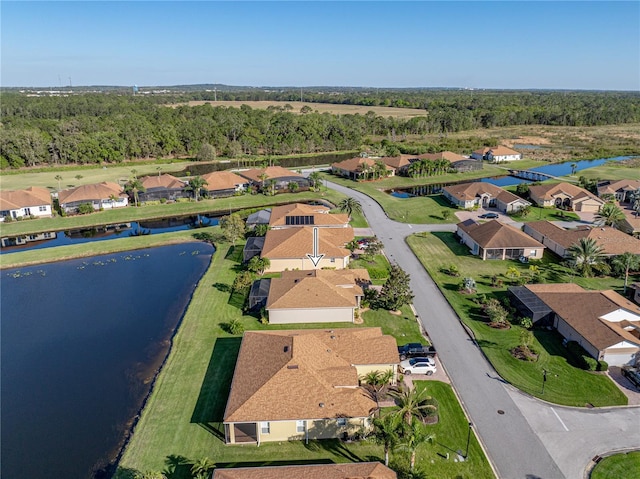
[603,352,635,367]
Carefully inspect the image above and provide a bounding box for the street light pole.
[542,368,547,394]
[465,422,473,458]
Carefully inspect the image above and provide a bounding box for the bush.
[597,360,609,372]
[583,356,598,371]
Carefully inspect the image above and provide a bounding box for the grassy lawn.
[591,451,640,479]
[349,253,391,285]
[406,232,629,407]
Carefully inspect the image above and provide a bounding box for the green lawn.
[406,232,629,407]
[591,451,640,479]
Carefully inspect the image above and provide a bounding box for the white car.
[399,357,437,376]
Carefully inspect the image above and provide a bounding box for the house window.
[296,420,305,433]
[330,258,335,263]
[39,206,47,212]
[337,418,347,427]
[530,250,537,257]
[260,422,270,434]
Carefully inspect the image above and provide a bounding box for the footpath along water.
[0,242,213,479]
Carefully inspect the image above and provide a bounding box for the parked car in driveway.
[399,357,437,375]
[398,342,436,360]
[621,365,640,389]
[479,212,499,219]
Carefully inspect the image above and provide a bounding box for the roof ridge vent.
[287,365,299,369]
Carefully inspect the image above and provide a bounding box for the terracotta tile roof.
[525,221,640,255]
[598,180,640,196]
[524,284,640,350]
[443,182,522,204]
[261,227,353,259]
[267,269,370,309]
[238,166,304,183]
[58,182,125,204]
[420,151,468,162]
[223,328,397,423]
[140,174,186,189]
[528,182,602,203]
[473,145,521,157]
[201,171,249,191]
[458,220,545,249]
[269,203,349,228]
[213,462,397,479]
[382,155,412,169]
[0,187,51,210]
[331,157,392,173]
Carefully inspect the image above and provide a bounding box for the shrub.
[225,318,245,335]
[583,356,598,371]
[77,203,94,215]
[597,360,609,372]
[518,316,533,329]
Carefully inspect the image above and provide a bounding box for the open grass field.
[406,231,630,407]
[590,451,640,479]
[168,100,429,118]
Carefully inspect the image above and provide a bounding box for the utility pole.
[541,369,547,394]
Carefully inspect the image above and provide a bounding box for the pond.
[0,242,213,479]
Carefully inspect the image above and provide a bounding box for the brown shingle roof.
[458,220,545,249]
[213,462,397,479]
[58,182,125,204]
[0,187,51,210]
[443,182,522,204]
[269,203,349,228]
[140,174,186,189]
[261,227,353,259]
[201,171,248,191]
[223,328,397,423]
[331,157,392,173]
[267,269,370,309]
[473,145,521,157]
[238,166,304,183]
[597,180,640,197]
[528,182,602,203]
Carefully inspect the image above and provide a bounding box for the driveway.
[608,367,640,406]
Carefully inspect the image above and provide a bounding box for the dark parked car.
[479,212,499,219]
[398,343,436,360]
[621,365,640,389]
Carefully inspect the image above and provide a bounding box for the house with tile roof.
[385,151,482,176]
[213,462,397,479]
[201,171,249,198]
[268,203,349,229]
[331,157,394,180]
[443,182,530,212]
[528,182,604,212]
[238,166,309,192]
[58,182,128,213]
[457,219,545,260]
[509,284,640,366]
[260,226,353,272]
[597,179,640,203]
[0,187,52,221]
[471,146,522,163]
[523,221,640,258]
[264,269,371,324]
[222,328,398,445]
[138,174,188,203]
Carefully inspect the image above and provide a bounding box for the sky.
[2,1,639,90]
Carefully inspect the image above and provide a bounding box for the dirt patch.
[510,345,539,361]
[503,135,552,147]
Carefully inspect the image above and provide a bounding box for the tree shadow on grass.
[225,245,244,262]
[303,439,363,462]
[164,455,191,479]
[213,282,232,292]
[191,337,242,440]
[432,231,471,256]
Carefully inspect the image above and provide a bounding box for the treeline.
[1,89,639,169]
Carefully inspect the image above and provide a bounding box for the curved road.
[325,180,640,479]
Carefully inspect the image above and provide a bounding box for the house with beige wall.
[0,186,52,221]
[58,182,128,213]
[443,182,530,212]
[201,171,249,198]
[457,219,545,260]
[223,328,399,445]
[268,203,349,229]
[265,269,371,324]
[528,182,604,212]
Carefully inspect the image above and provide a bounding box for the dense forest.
[1,89,639,169]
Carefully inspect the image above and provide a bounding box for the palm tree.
[570,163,578,176]
[308,171,322,190]
[389,386,438,426]
[361,369,394,404]
[396,418,434,471]
[187,176,208,202]
[338,197,362,219]
[288,181,299,193]
[567,237,607,278]
[595,203,625,228]
[125,178,145,207]
[108,194,119,210]
[371,413,401,466]
[258,172,269,191]
[54,174,63,190]
[611,252,640,294]
[191,457,215,478]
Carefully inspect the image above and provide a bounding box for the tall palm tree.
[371,413,401,466]
[55,174,63,190]
[308,171,322,190]
[396,418,434,471]
[361,369,394,404]
[567,237,607,278]
[595,203,625,228]
[258,172,269,191]
[338,197,362,219]
[389,386,438,426]
[187,176,208,202]
[125,178,145,207]
[570,163,578,176]
[611,252,640,294]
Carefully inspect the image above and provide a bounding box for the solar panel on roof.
[285,215,314,225]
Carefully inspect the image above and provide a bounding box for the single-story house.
[471,146,522,163]
[246,208,271,228]
[268,203,349,229]
[223,328,399,445]
[383,151,481,176]
[260,226,353,272]
[238,166,309,192]
[138,174,188,203]
[0,186,53,221]
[597,180,640,203]
[264,269,371,324]
[509,283,640,366]
[528,182,605,212]
[201,171,249,198]
[443,182,531,212]
[243,236,266,263]
[58,182,128,213]
[523,221,640,258]
[457,219,545,260]
[331,157,394,180]
[213,462,397,479]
